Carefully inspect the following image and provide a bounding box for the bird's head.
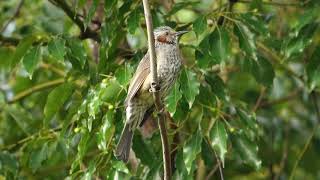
[154,26,188,45]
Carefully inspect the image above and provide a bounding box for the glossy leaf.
[232,133,261,170]
[44,83,73,126]
[115,63,133,86]
[234,23,257,60]
[240,14,269,36]
[48,38,66,62]
[29,143,48,173]
[180,68,200,108]
[307,46,320,90]
[209,28,231,62]
[209,121,228,166]
[10,36,34,68]
[193,15,207,37]
[183,127,202,174]
[22,45,41,78]
[67,38,87,68]
[127,8,141,34]
[165,81,182,116]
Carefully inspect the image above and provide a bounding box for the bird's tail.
[115,124,133,163]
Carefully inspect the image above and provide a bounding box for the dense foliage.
[0,0,320,179]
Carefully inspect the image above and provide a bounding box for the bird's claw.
[149,82,160,92]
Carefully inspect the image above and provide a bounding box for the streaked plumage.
[115,26,187,162]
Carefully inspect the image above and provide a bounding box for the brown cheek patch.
[157,35,168,43]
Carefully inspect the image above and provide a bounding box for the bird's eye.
[165,32,169,35]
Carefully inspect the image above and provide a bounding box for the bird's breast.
[156,47,182,96]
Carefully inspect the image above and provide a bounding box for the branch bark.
[48,0,100,42]
[142,0,172,179]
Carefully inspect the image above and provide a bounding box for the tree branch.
[142,0,172,179]
[48,0,100,42]
[8,78,65,104]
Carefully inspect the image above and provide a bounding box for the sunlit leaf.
[193,15,207,37]
[209,121,228,166]
[29,142,48,173]
[209,27,231,62]
[232,133,261,170]
[127,8,141,34]
[183,127,202,174]
[180,68,200,108]
[48,38,66,62]
[10,36,34,68]
[67,38,87,68]
[44,83,74,126]
[165,81,182,116]
[240,14,269,36]
[115,63,133,86]
[234,23,257,60]
[307,46,320,90]
[22,45,41,78]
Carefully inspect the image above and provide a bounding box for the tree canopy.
[0,0,320,179]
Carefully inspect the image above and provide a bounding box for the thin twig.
[274,123,289,180]
[48,0,100,42]
[252,86,266,112]
[214,150,224,180]
[0,0,25,33]
[258,88,302,108]
[8,78,65,104]
[142,0,172,179]
[205,163,219,180]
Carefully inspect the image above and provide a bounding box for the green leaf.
[209,28,231,62]
[67,38,87,68]
[284,23,318,58]
[96,111,115,152]
[0,152,19,174]
[132,133,156,167]
[183,127,202,174]
[307,46,320,90]
[242,57,274,86]
[29,142,48,173]
[201,140,214,167]
[22,45,41,78]
[180,68,200,108]
[234,23,257,60]
[239,14,269,36]
[166,1,199,17]
[232,133,261,170]
[209,121,228,166]
[193,15,207,37]
[104,0,117,12]
[115,63,133,86]
[44,83,73,126]
[205,73,226,101]
[10,36,34,68]
[84,0,99,30]
[127,8,141,34]
[48,38,66,62]
[165,81,182,116]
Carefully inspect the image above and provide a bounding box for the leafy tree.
[0,0,319,179]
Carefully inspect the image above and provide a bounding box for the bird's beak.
[176,31,188,36]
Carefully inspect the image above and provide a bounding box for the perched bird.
[115,26,188,162]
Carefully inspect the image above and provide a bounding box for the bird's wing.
[125,52,150,104]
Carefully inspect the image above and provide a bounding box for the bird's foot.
[149,82,161,92]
